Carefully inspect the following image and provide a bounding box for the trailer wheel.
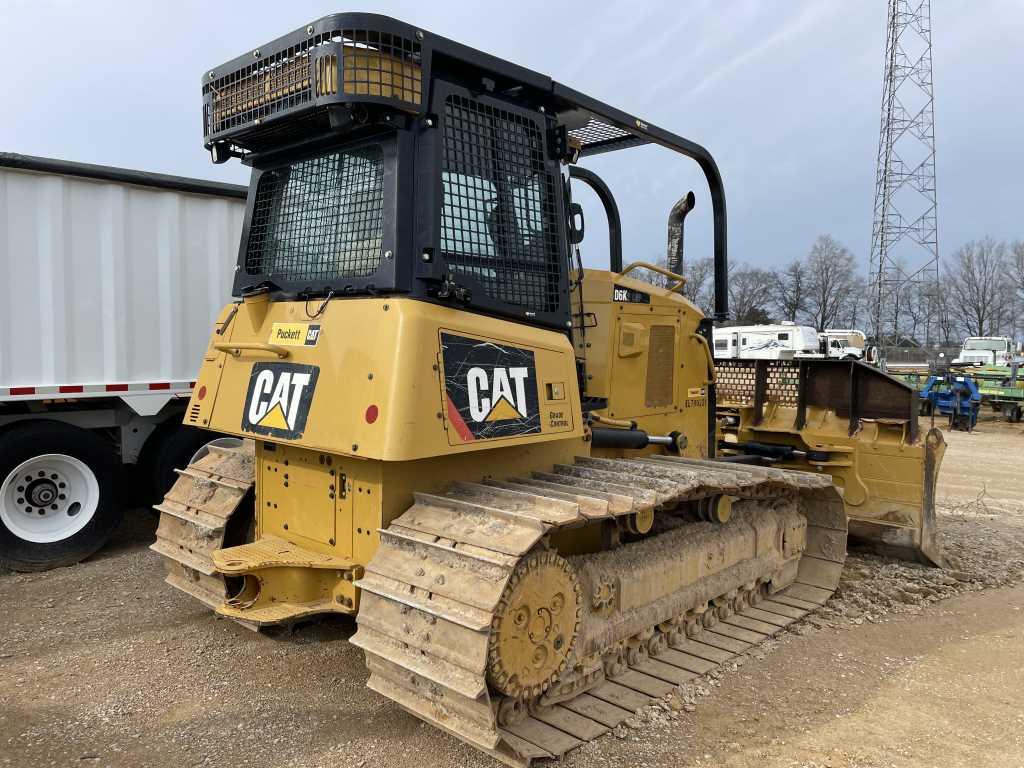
[0,422,120,571]
[151,426,242,501]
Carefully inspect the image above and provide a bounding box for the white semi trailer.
[0,154,245,571]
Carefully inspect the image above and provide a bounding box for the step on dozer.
[153,13,944,764]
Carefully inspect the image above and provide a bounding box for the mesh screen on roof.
[441,95,562,313]
[567,116,650,156]
[203,28,422,143]
[245,144,385,283]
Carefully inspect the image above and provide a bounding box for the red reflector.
[197,385,207,401]
[9,386,35,396]
[148,382,171,391]
[365,404,379,424]
[105,384,129,392]
[59,385,84,394]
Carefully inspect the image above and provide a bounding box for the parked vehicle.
[819,328,867,360]
[0,153,245,571]
[713,323,868,361]
[952,336,1021,367]
[712,322,819,359]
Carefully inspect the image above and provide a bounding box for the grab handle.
[212,342,290,359]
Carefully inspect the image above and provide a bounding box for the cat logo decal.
[440,333,540,442]
[241,362,319,439]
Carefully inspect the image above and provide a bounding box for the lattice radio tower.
[869,0,939,357]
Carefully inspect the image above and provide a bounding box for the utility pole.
[868,0,939,364]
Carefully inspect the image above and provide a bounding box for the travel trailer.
[712,323,819,360]
[713,324,867,361]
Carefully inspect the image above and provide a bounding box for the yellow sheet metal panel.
[437,329,577,447]
[192,297,583,462]
[575,269,711,457]
[259,443,339,549]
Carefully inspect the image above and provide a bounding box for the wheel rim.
[188,437,244,466]
[0,454,100,544]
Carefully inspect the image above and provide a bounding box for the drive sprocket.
[487,550,582,699]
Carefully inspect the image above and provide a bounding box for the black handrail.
[567,166,623,273]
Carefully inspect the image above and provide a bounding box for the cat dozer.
[153,14,942,765]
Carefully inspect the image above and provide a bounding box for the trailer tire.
[0,421,121,572]
[150,426,241,501]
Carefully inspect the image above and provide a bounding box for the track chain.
[352,455,847,766]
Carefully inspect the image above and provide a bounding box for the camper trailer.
[712,323,819,360]
[713,324,868,361]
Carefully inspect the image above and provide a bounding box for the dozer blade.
[352,456,846,766]
[151,441,256,610]
[716,358,946,566]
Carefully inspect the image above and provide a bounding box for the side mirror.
[568,202,585,245]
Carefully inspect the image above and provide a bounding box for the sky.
[2,0,1022,275]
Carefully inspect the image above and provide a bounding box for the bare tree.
[835,277,869,330]
[945,238,1013,336]
[634,257,671,289]
[1012,241,1024,341]
[920,278,957,346]
[900,283,928,342]
[729,264,775,325]
[770,259,808,322]
[633,256,716,316]
[682,257,715,316]
[804,235,857,330]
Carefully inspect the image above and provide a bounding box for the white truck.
[819,329,867,360]
[0,154,245,571]
[951,336,1021,366]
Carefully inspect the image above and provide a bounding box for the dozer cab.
[154,13,945,764]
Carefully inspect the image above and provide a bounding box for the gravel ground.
[1,418,1022,768]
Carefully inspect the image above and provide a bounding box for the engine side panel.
[186,296,585,462]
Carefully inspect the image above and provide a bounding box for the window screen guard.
[440,93,564,316]
[243,142,389,287]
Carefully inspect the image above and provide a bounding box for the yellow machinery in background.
[153,14,944,765]
[715,359,944,566]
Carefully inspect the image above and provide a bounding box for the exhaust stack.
[666,191,696,276]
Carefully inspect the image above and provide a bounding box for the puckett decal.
[440,333,541,441]
[269,322,321,347]
[241,362,319,439]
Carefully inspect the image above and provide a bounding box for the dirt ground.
[1,418,1023,768]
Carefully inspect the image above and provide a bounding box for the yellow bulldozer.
[153,13,945,765]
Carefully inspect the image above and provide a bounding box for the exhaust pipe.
[666,191,696,276]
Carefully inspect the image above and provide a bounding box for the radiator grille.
[716,360,801,406]
[645,325,676,407]
[441,95,562,313]
[244,145,385,283]
[204,28,422,141]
